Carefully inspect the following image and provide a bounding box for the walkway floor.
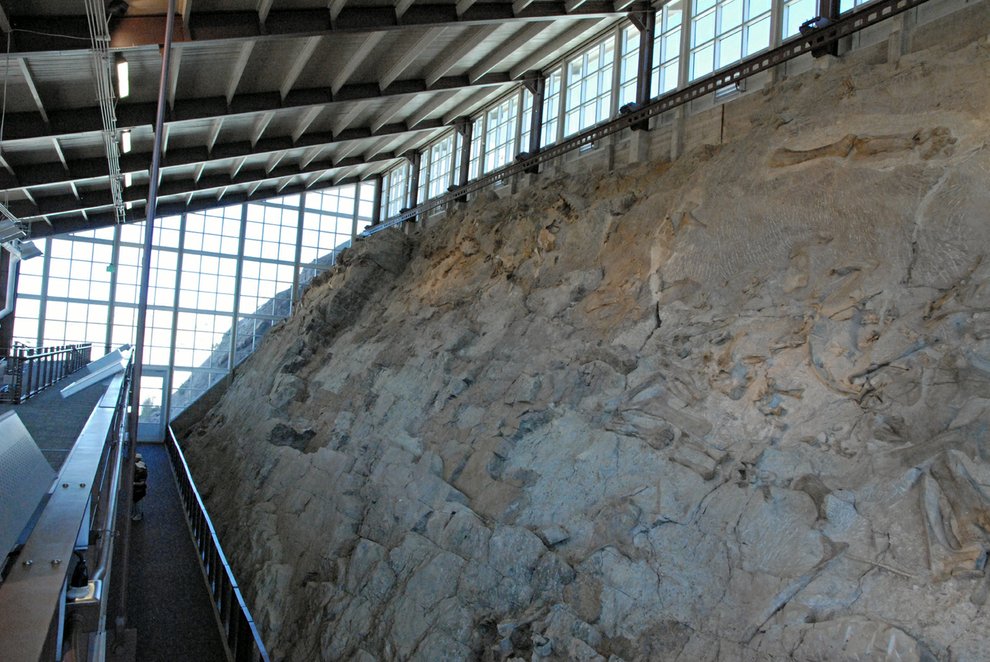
[0,376,110,470]
[125,442,227,662]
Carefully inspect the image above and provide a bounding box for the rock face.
[183,28,990,662]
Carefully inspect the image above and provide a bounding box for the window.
[690,0,771,80]
[484,95,519,173]
[384,163,410,217]
[542,69,562,146]
[426,133,457,200]
[519,89,534,153]
[564,39,615,137]
[468,117,483,180]
[783,0,817,38]
[653,1,684,95]
[620,25,640,107]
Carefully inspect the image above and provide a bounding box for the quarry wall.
[183,4,990,660]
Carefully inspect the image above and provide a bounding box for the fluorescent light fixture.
[3,239,42,260]
[116,55,129,99]
[124,172,132,187]
[0,218,26,243]
[125,201,133,210]
[121,129,132,153]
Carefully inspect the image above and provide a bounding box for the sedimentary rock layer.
[184,24,990,662]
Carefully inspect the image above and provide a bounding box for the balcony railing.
[1,343,93,404]
[166,426,270,662]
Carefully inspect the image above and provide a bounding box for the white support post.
[163,213,187,424]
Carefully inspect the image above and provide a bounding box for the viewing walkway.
[0,377,227,661]
[127,442,226,662]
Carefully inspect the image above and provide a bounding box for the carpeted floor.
[126,443,226,662]
[0,376,111,470]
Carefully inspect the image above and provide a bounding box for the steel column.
[121,0,177,636]
[631,7,656,108]
[370,174,383,226]
[229,203,249,372]
[455,118,473,202]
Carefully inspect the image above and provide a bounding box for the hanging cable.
[83,0,127,224]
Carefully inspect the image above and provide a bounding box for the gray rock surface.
[183,29,990,661]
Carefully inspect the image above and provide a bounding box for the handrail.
[0,352,132,662]
[1,343,93,404]
[165,425,271,662]
[364,0,931,236]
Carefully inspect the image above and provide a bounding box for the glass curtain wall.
[13,184,373,420]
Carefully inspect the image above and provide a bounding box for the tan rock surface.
[183,28,990,662]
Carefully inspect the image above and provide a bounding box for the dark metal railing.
[165,426,270,662]
[365,0,931,236]
[1,343,93,403]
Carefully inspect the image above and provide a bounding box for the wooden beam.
[469,22,550,82]
[424,26,491,85]
[258,0,276,27]
[17,58,48,123]
[328,0,348,22]
[331,31,386,95]
[395,0,417,20]
[455,0,478,16]
[251,111,275,146]
[280,36,322,99]
[226,42,255,104]
[332,102,367,136]
[370,100,406,133]
[509,18,609,79]
[407,90,458,128]
[379,27,446,89]
[167,47,183,110]
[292,106,323,142]
[51,138,68,170]
[206,118,224,152]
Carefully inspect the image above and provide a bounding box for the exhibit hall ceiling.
[0,0,632,237]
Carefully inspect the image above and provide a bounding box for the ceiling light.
[121,130,132,153]
[116,55,129,99]
[124,172,132,187]
[3,239,42,260]
[0,218,26,243]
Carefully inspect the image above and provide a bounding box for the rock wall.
[183,17,990,662]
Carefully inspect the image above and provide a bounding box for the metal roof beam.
[0,69,515,141]
[5,118,448,200]
[11,149,405,220]
[1,4,620,53]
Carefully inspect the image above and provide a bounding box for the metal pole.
[455,118,472,202]
[370,174,383,226]
[119,0,176,635]
[634,8,656,107]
